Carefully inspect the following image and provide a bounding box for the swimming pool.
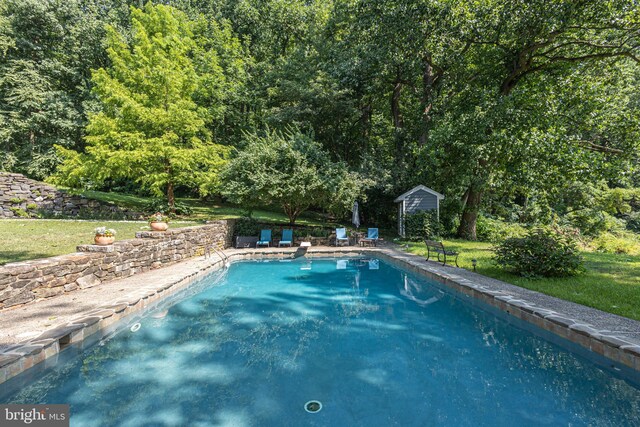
[2,257,640,426]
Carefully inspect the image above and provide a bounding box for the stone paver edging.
[1,245,639,386]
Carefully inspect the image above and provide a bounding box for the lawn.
[0,220,196,265]
[402,239,640,321]
[80,189,331,226]
[0,190,339,265]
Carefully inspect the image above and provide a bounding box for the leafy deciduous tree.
[220,128,364,224]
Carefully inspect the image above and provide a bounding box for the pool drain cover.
[304,400,322,413]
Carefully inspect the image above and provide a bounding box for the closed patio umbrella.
[352,201,360,229]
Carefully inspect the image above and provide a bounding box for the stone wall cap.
[34,323,84,341]
[0,353,20,368]
[11,344,44,356]
[77,244,116,253]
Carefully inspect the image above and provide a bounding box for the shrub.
[597,187,640,216]
[294,226,332,238]
[438,197,462,236]
[9,207,29,218]
[403,210,442,241]
[563,208,607,237]
[233,217,261,237]
[591,232,640,255]
[143,198,192,216]
[9,197,24,204]
[26,203,38,210]
[476,216,527,243]
[563,208,626,237]
[494,228,583,277]
[232,217,332,239]
[626,212,640,233]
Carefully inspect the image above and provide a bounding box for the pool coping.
[1,245,639,385]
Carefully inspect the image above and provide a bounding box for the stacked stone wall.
[0,221,234,309]
[0,172,141,219]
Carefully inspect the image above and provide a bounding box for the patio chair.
[279,229,293,247]
[256,229,272,248]
[360,228,379,247]
[335,227,349,246]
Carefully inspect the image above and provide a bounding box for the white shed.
[394,185,444,237]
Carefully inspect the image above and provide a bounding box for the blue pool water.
[2,258,640,426]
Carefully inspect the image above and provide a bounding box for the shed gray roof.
[394,185,444,202]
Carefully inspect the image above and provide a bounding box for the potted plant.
[149,212,170,231]
[94,227,116,245]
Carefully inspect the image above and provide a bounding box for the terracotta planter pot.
[150,221,169,231]
[94,235,115,245]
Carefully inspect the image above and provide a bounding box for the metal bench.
[424,239,459,267]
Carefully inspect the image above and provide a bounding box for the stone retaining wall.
[0,172,141,219]
[0,221,233,309]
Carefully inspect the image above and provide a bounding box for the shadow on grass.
[584,263,640,286]
[0,250,52,265]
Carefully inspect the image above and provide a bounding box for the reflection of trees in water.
[397,273,444,307]
[7,359,79,403]
[337,266,380,319]
[38,294,235,407]
[337,291,380,319]
[230,266,384,374]
[232,312,329,374]
[461,308,640,418]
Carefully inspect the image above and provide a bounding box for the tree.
[447,0,640,239]
[0,0,132,179]
[51,3,229,209]
[220,128,363,224]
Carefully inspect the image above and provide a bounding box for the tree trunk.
[167,181,175,213]
[457,159,489,240]
[457,186,482,240]
[391,81,403,129]
[391,77,406,168]
[418,55,435,147]
[283,204,300,225]
[361,101,372,139]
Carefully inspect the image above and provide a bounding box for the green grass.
[402,239,640,321]
[177,197,331,226]
[0,190,342,265]
[78,190,151,209]
[0,220,196,265]
[79,189,331,226]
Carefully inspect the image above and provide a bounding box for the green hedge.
[403,211,442,241]
[232,217,332,238]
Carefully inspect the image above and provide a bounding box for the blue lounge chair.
[256,229,272,247]
[360,228,379,247]
[279,229,293,247]
[335,227,349,246]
